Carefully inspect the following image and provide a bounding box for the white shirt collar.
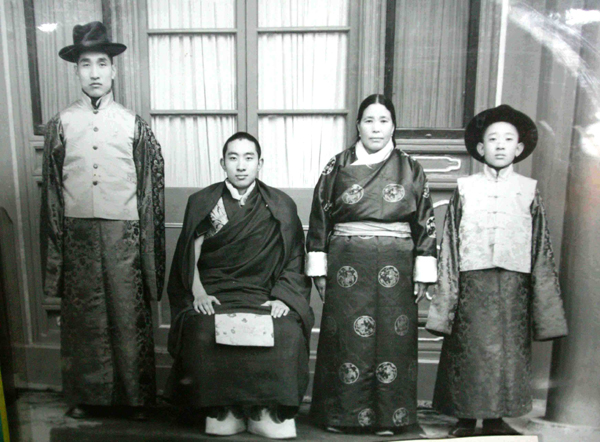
[353,139,395,165]
[483,163,514,181]
[225,179,256,206]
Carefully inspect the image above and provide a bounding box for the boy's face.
[477,122,524,169]
[75,51,115,99]
[220,138,263,194]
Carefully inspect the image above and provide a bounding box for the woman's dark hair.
[355,94,397,146]
[222,131,262,158]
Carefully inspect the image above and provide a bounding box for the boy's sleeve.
[530,190,568,341]
[426,188,461,336]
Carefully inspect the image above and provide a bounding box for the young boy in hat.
[40,21,165,420]
[426,105,568,437]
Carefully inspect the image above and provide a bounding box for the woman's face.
[357,103,395,153]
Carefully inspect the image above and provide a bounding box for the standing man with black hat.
[426,105,568,437]
[40,21,165,420]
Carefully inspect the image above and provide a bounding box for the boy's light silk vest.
[61,92,138,220]
[458,165,536,273]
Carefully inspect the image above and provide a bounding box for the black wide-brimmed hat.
[59,21,126,63]
[464,104,538,163]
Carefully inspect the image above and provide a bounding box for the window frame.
[246,0,360,146]
[383,0,481,139]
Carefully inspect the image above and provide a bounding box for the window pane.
[34,0,103,123]
[149,35,236,110]
[259,0,348,27]
[392,0,469,128]
[148,0,235,29]
[259,33,347,109]
[259,116,345,187]
[153,116,236,187]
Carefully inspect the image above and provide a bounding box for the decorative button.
[93,127,99,132]
[93,164,98,169]
[93,181,98,185]
[93,110,99,114]
[93,145,98,150]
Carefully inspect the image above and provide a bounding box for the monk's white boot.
[205,410,246,436]
[248,408,297,439]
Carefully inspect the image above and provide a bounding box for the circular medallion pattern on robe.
[378,266,400,288]
[357,408,375,427]
[376,362,397,383]
[322,157,336,175]
[353,316,375,337]
[339,362,360,384]
[341,184,364,205]
[394,314,409,336]
[382,184,405,202]
[337,266,358,288]
[426,216,436,238]
[392,408,409,426]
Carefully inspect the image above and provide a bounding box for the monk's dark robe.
[165,180,313,413]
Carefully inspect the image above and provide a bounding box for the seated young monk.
[165,132,314,439]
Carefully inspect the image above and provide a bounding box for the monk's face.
[220,138,263,195]
[75,51,115,99]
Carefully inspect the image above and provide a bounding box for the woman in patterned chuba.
[305,94,438,436]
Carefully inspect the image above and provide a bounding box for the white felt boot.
[205,410,246,436]
[247,408,297,439]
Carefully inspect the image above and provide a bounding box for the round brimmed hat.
[464,104,538,163]
[59,21,126,63]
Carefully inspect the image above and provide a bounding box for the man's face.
[477,122,524,169]
[75,51,115,98]
[220,138,263,194]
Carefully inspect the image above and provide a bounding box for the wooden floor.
[5,391,582,442]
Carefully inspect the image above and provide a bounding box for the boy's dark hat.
[464,104,538,163]
[59,21,126,63]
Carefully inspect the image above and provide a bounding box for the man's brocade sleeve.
[530,190,568,341]
[40,116,66,298]
[426,188,461,336]
[409,160,438,283]
[305,156,338,277]
[134,116,166,301]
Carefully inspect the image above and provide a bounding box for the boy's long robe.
[426,187,567,418]
[166,180,313,410]
[40,108,165,407]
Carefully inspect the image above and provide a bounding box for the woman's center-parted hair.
[222,131,262,159]
[356,94,397,145]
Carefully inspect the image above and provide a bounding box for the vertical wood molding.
[236,0,247,132]
[345,0,361,145]
[2,0,39,346]
[245,0,258,136]
[355,0,386,112]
